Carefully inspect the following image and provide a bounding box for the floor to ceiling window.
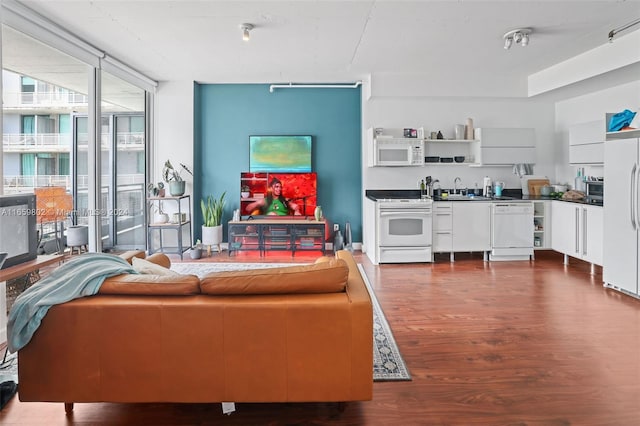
[98,71,146,250]
[2,26,87,195]
[1,15,154,252]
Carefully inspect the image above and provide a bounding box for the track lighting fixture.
[608,17,640,42]
[240,23,254,42]
[503,28,532,50]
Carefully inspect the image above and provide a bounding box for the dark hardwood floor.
[2,249,640,425]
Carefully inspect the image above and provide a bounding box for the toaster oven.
[585,179,603,205]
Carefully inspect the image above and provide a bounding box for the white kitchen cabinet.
[452,202,491,252]
[583,205,603,265]
[569,120,605,165]
[433,202,452,253]
[433,201,491,261]
[551,200,602,266]
[472,128,536,165]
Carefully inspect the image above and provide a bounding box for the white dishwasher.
[490,202,534,261]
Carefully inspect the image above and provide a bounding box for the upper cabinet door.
[569,120,605,165]
[473,128,536,165]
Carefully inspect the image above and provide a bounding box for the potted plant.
[201,191,226,252]
[162,160,193,196]
[147,182,165,197]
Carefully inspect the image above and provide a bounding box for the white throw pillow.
[132,256,180,276]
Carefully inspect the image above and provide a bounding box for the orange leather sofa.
[17,250,373,412]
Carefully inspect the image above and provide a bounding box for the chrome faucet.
[454,177,462,194]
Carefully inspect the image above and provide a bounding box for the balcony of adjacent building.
[3,132,145,153]
[2,90,88,112]
[3,173,144,194]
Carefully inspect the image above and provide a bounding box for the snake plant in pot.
[201,192,226,252]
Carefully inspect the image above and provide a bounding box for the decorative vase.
[344,222,353,252]
[169,181,186,196]
[333,229,344,252]
[314,206,323,221]
[241,191,250,199]
[465,117,474,140]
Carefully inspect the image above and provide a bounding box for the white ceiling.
[13,0,640,97]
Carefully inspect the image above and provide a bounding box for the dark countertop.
[365,189,602,206]
[365,189,422,200]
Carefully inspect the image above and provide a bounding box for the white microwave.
[373,138,424,166]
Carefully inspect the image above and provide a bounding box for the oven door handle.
[380,211,432,217]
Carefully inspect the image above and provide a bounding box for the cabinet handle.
[631,164,637,230]
[575,207,580,254]
[582,208,587,256]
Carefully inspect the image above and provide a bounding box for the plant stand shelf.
[228,218,326,257]
[147,195,192,259]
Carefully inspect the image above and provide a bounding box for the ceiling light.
[503,28,532,50]
[513,32,523,44]
[240,23,254,42]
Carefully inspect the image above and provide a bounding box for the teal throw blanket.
[7,253,137,352]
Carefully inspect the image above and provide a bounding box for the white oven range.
[376,198,433,263]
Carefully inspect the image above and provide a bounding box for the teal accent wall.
[193,83,362,242]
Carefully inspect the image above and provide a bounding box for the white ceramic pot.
[66,225,88,247]
[202,225,223,246]
[190,247,202,259]
[169,181,186,197]
[155,213,169,224]
[241,191,250,199]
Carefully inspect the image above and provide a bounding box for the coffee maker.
[482,176,492,197]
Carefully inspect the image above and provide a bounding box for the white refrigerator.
[603,137,640,296]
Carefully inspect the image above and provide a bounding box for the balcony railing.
[3,91,88,108]
[3,132,144,151]
[3,174,145,193]
[3,133,71,149]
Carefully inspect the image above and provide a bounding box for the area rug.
[0,350,17,384]
[171,262,411,381]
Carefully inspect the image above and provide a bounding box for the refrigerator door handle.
[636,162,640,227]
[631,164,637,230]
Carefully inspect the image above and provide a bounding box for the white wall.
[555,80,640,185]
[2,114,20,134]
[362,96,556,192]
[154,80,194,190]
[154,79,194,226]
